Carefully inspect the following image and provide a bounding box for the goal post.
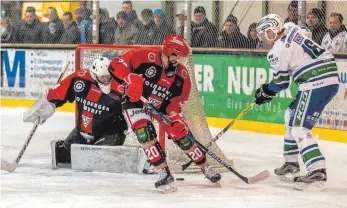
[75,44,233,173]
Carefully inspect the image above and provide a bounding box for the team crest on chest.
[82,115,92,128]
[145,66,157,78]
[74,80,85,92]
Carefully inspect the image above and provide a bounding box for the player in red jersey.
[108,35,221,191]
[24,57,128,168]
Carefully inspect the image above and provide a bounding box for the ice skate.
[293,169,327,190]
[155,167,177,193]
[201,164,221,184]
[274,162,300,182]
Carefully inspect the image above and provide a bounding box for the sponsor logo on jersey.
[74,80,85,92]
[76,96,110,115]
[148,52,156,62]
[82,115,92,128]
[145,66,157,78]
[128,108,151,117]
[145,81,172,100]
[149,97,162,107]
[293,33,304,44]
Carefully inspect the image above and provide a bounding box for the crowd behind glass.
[1,1,346,52]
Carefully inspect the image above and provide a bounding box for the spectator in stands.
[1,17,15,43]
[98,8,117,44]
[321,12,347,52]
[60,12,80,44]
[122,1,142,29]
[151,9,175,45]
[79,1,92,17]
[42,7,64,44]
[284,1,298,24]
[16,8,43,43]
[191,6,218,48]
[175,9,187,37]
[114,11,138,45]
[218,15,249,48]
[75,7,92,44]
[247,23,258,48]
[136,9,155,45]
[306,8,327,45]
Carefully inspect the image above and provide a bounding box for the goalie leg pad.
[93,133,126,146]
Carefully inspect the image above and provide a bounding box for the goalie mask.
[256,14,284,41]
[162,35,190,77]
[90,57,112,94]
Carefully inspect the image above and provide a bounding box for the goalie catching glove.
[23,89,56,124]
[255,83,277,105]
[166,113,188,139]
[124,73,144,102]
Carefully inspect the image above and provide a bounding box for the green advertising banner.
[193,54,299,124]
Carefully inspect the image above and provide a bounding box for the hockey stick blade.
[1,160,16,172]
[182,101,256,171]
[245,170,270,184]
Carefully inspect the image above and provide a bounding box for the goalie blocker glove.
[255,83,277,105]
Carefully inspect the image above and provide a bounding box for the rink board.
[2,99,346,143]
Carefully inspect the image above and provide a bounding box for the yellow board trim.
[1,99,346,143]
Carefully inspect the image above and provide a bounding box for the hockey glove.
[255,83,276,105]
[166,114,189,140]
[124,73,144,102]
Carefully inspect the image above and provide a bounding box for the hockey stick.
[140,96,270,184]
[1,61,70,173]
[182,100,256,171]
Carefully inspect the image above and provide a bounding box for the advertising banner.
[194,54,297,124]
[1,49,74,99]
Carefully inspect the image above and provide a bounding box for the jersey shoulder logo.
[78,70,87,77]
[82,115,92,128]
[74,80,85,92]
[148,52,156,62]
[145,66,157,78]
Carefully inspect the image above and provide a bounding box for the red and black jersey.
[47,70,127,138]
[109,48,191,114]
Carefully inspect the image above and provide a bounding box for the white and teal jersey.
[267,23,339,92]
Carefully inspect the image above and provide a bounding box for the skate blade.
[294,181,327,191]
[277,173,299,183]
[157,183,177,193]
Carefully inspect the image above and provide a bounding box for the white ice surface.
[1,108,347,208]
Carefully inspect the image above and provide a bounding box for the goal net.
[75,44,233,173]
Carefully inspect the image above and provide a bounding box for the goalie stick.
[140,96,270,184]
[182,100,256,171]
[1,61,71,173]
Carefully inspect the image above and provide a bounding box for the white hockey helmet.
[256,14,284,41]
[90,57,112,94]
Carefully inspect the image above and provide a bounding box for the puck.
[176,177,185,181]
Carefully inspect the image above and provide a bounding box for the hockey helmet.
[162,34,190,58]
[90,57,112,94]
[256,14,284,41]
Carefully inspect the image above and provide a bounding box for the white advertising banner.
[315,59,347,130]
[1,49,75,99]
